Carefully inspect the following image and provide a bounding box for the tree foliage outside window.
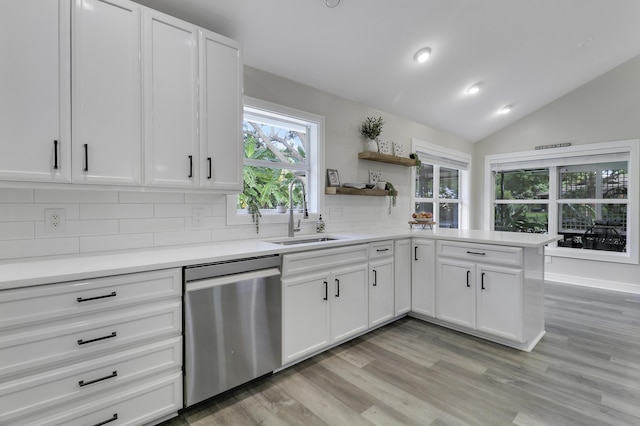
[238,112,310,211]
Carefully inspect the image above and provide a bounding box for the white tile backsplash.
[0,187,404,260]
[80,204,153,220]
[119,192,185,204]
[34,189,119,204]
[79,233,154,253]
[0,222,34,240]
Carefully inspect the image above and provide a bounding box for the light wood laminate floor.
[165,282,640,425]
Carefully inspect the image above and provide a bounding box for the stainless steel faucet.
[288,177,309,237]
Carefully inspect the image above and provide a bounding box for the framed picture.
[326,169,340,187]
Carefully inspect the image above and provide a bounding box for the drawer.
[282,244,369,276]
[15,371,182,426]
[369,240,394,259]
[437,241,523,267]
[0,268,182,329]
[0,300,181,379]
[0,337,182,424]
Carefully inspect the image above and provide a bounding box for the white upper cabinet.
[143,10,199,188]
[71,0,142,185]
[199,29,243,191]
[0,0,71,183]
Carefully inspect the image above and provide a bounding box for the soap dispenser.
[316,214,325,233]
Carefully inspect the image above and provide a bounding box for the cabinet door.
[0,0,71,183]
[369,258,394,327]
[72,0,142,185]
[143,10,199,187]
[476,265,523,342]
[411,240,435,317]
[199,29,243,191]
[282,273,330,365]
[436,259,476,328]
[330,264,368,343]
[393,239,411,316]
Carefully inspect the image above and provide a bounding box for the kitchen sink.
[269,237,339,245]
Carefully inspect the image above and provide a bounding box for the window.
[227,97,323,224]
[486,140,638,264]
[412,139,471,229]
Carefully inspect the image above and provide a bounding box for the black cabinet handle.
[53,140,59,170]
[188,155,193,178]
[83,144,89,172]
[78,331,116,346]
[376,248,389,252]
[481,272,486,290]
[207,157,212,179]
[466,270,470,287]
[335,278,340,297]
[414,246,418,261]
[373,269,377,286]
[466,250,486,256]
[79,370,117,387]
[92,414,118,426]
[77,291,116,303]
[323,281,328,301]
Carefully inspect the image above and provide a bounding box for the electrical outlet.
[44,209,66,233]
[192,208,204,228]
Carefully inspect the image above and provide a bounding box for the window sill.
[546,246,638,265]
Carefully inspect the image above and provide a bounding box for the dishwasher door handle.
[186,268,281,292]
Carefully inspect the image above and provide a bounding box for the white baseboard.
[545,272,640,294]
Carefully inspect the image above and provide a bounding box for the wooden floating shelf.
[325,186,389,196]
[358,151,418,167]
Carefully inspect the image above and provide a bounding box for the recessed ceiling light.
[498,105,512,114]
[324,0,340,8]
[414,47,431,63]
[465,84,481,95]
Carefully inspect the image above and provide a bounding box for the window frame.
[411,139,471,229]
[226,97,325,227]
[484,140,638,264]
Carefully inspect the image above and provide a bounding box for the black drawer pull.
[323,281,328,301]
[83,144,89,172]
[373,269,378,286]
[481,272,486,290]
[414,246,418,261]
[466,250,486,256]
[335,278,340,297]
[207,157,212,179]
[188,155,193,178]
[53,140,59,170]
[77,291,116,303]
[93,413,118,426]
[79,370,117,387]
[376,248,389,252]
[78,331,116,346]
[466,270,471,287]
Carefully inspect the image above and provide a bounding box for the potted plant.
[240,185,262,234]
[409,153,422,167]
[276,200,287,213]
[360,116,384,152]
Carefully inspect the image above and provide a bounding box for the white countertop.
[0,228,560,290]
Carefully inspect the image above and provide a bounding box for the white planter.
[277,205,287,213]
[364,139,378,152]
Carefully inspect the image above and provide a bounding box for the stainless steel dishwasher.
[183,255,281,407]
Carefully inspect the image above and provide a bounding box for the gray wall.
[473,55,640,292]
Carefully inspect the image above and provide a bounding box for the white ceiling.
[133,0,640,142]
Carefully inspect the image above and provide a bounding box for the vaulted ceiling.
[133,0,640,142]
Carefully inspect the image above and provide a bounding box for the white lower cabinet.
[368,240,395,327]
[282,245,369,365]
[436,240,525,343]
[393,239,411,317]
[411,239,436,317]
[0,269,183,425]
